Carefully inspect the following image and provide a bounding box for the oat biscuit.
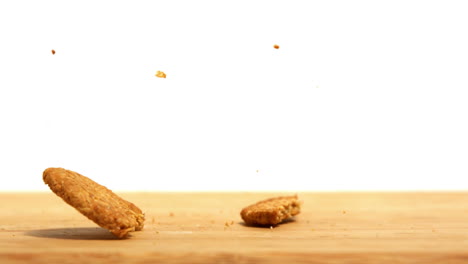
[43,167,145,238]
[240,195,301,226]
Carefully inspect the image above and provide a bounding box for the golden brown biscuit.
[240,195,301,226]
[43,167,145,238]
[155,71,166,78]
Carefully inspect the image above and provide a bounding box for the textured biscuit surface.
[43,167,145,238]
[240,195,301,226]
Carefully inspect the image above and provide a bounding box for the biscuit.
[155,71,166,78]
[240,195,301,226]
[43,167,145,238]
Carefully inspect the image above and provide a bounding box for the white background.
[1,0,467,191]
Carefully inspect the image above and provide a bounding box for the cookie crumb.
[169,212,174,217]
[273,44,280,49]
[342,210,346,214]
[51,49,55,55]
[155,71,166,78]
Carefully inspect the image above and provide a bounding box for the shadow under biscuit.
[25,227,122,240]
[239,218,297,228]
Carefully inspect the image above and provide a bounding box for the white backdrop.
[1,0,467,191]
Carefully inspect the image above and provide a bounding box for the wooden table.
[1,192,468,263]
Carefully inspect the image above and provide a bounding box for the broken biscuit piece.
[155,71,166,78]
[43,167,145,238]
[240,195,301,226]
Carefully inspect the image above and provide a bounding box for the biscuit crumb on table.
[240,195,301,226]
[273,44,280,49]
[43,167,145,238]
[51,49,55,55]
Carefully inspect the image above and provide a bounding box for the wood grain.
[1,192,468,263]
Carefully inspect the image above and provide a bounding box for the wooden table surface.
[1,192,468,263]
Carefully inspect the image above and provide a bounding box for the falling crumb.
[51,49,55,55]
[270,226,273,229]
[273,44,280,49]
[169,212,174,217]
[224,222,230,227]
[155,71,166,78]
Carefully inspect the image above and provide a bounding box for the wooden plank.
[1,192,468,263]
